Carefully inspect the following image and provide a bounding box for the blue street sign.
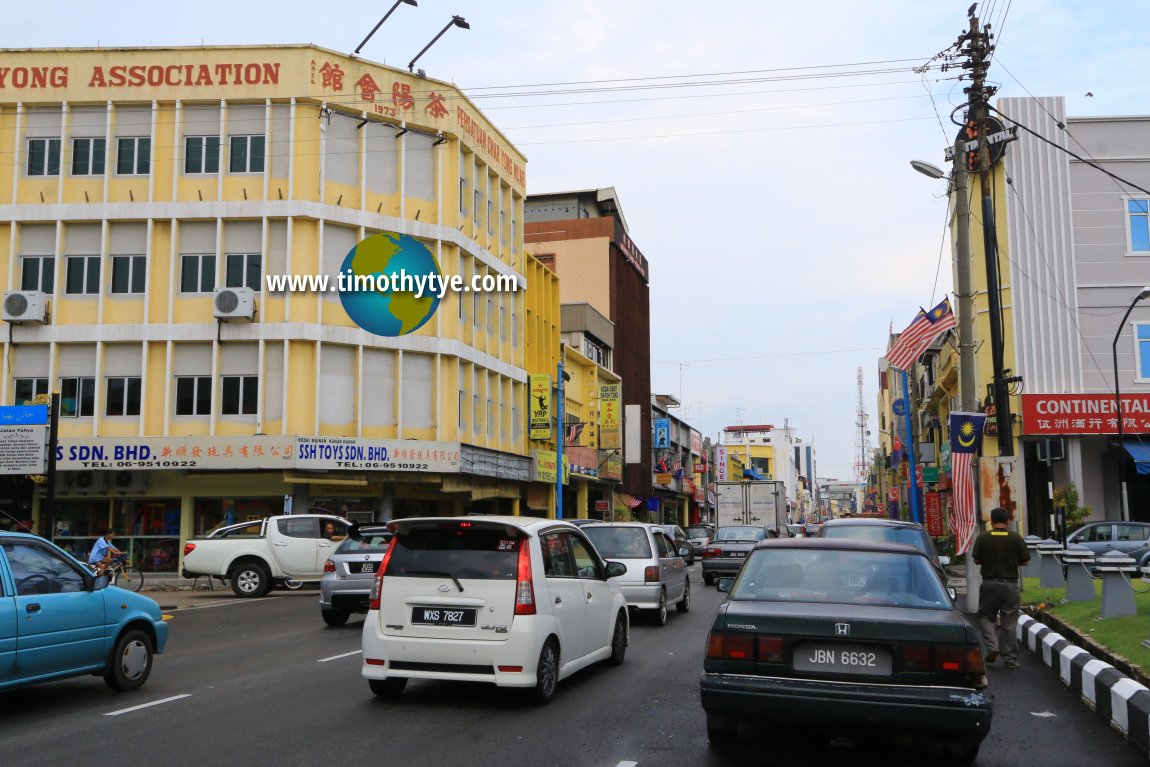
[892,399,906,416]
[0,405,49,425]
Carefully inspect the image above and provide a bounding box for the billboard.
[529,374,552,440]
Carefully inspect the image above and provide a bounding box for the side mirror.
[93,575,110,591]
[947,586,957,601]
[939,556,951,568]
[604,561,626,579]
[679,546,691,558]
[716,577,734,593]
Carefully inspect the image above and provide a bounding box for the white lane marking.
[318,649,363,663]
[104,694,192,717]
[615,762,638,767]
[177,597,282,610]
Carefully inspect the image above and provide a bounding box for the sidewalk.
[134,573,318,611]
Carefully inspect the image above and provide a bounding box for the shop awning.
[743,468,768,481]
[1124,440,1150,476]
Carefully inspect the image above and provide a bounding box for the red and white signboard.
[924,492,944,537]
[1021,393,1150,435]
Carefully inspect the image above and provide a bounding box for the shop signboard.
[599,383,621,449]
[55,435,297,470]
[533,450,570,484]
[0,405,48,475]
[655,472,674,486]
[690,430,702,456]
[529,374,552,440]
[922,466,939,483]
[594,500,610,513]
[653,418,671,449]
[601,452,623,482]
[924,492,944,537]
[295,437,461,472]
[716,447,728,482]
[567,446,599,479]
[1021,393,1150,435]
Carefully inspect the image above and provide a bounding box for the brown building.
[525,188,652,502]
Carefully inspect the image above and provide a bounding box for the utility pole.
[965,11,1013,456]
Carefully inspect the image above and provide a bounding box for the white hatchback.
[361,516,630,705]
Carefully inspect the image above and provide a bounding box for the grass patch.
[1021,576,1150,672]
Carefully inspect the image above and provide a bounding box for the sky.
[9,0,1150,480]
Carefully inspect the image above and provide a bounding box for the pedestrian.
[971,507,1030,669]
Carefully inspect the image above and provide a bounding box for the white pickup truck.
[181,514,352,597]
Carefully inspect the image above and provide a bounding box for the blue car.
[0,532,168,692]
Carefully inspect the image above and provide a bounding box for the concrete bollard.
[1098,550,1138,619]
[1058,545,1096,602]
[1024,535,1042,578]
[1038,539,1065,589]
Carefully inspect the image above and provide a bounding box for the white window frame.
[13,377,48,405]
[60,376,96,418]
[110,254,146,295]
[184,135,221,174]
[229,134,265,174]
[1128,197,1150,255]
[221,374,259,416]
[180,254,216,294]
[20,256,55,294]
[27,137,61,176]
[116,136,151,175]
[105,376,142,417]
[1135,322,1150,383]
[71,137,106,176]
[225,253,262,290]
[175,375,212,416]
[64,255,101,295]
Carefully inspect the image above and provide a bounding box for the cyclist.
[88,528,123,576]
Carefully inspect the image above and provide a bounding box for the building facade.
[0,45,535,570]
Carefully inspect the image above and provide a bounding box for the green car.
[700,538,990,764]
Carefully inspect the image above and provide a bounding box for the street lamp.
[353,0,418,57]
[408,15,470,73]
[1111,285,1150,521]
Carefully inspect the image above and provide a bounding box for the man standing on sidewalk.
[971,507,1030,669]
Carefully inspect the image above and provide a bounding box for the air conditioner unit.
[213,287,255,321]
[109,469,148,494]
[2,291,48,324]
[67,470,107,495]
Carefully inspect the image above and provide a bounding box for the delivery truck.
[714,480,786,534]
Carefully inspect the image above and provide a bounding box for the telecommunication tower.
[854,367,870,482]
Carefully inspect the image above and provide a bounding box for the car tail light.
[368,536,398,610]
[183,543,196,556]
[756,636,784,663]
[900,643,984,674]
[497,665,524,672]
[514,538,536,615]
[324,559,336,573]
[702,547,721,558]
[644,565,660,583]
[706,633,755,661]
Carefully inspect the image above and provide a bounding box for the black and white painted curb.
[1018,613,1150,757]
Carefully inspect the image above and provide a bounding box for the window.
[499,209,505,245]
[1139,325,1150,380]
[116,137,150,175]
[14,378,48,405]
[225,253,261,290]
[499,306,505,342]
[181,254,216,293]
[221,375,258,415]
[1,542,86,595]
[458,390,464,430]
[65,255,101,295]
[568,535,601,578]
[473,394,480,433]
[229,135,265,173]
[1131,200,1150,253]
[541,533,575,578]
[111,255,146,294]
[473,291,479,326]
[71,137,106,176]
[175,376,211,416]
[27,138,61,176]
[487,199,493,235]
[185,135,220,174]
[474,189,480,225]
[1117,524,1150,542]
[487,397,493,433]
[21,256,54,294]
[106,377,142,417]
[60,377,95,418]
[277,517,319,539]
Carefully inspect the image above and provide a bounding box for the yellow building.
[0,45,535,571]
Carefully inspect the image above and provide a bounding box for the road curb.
[1018,613,1150,759]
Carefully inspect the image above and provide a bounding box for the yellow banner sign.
[530,375,552,440]
[533,450,570,485]
[599,383,621,449]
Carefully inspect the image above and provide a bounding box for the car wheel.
[230,562,270,597]
[943,739,980,765]
[651,589,668,626]
[322,608,350,627]
[607,612,627,666]
[706,714,739,744]
[676,580,691,613]
[368,678,407,698]
[703,572,715,586]
[103,629,154,692]
[532,640,560,705]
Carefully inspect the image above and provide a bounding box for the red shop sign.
[1021,393,1150,435]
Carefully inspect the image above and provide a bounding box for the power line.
[657,346,882,365]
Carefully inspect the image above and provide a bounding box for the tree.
[1053,482,1091,531]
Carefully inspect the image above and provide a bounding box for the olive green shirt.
[971,528,1030,579]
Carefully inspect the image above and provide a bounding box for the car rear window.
[715,527,766,542]
[685,526,711,537]
[821,525,928,555]
[583,526,653,559]
[730,548,950,609]
[336,531,392,554]
[385,526,519,579]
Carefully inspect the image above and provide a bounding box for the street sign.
[922,466,939,483]
[924,492,944,536]
[0,424,48,474]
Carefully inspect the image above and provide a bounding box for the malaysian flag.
[618,493,644,509]
[673,458,683,480]
[564,422,585,446]
[949,411,987,554]
[884,298,958,371]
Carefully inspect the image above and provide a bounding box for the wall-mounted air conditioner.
[67,471,107,495]
[109,470,148,494]
[213,287,255,321]
[2,291,49,324]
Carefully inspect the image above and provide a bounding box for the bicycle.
[86,555,145,592]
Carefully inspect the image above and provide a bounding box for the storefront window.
[194,497,281,537]
[309,497,377,523]
[116,498,181,573]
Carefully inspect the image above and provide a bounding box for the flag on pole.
[884,298,958,371]
[949,411,987,554]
